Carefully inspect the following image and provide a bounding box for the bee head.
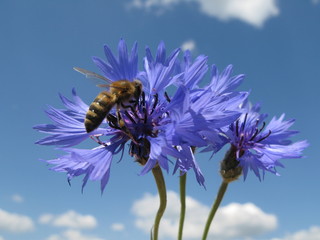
[133,79,143,98]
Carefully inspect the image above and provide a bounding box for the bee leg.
[121,102,135,112]
[116,110,125,129]
[129,99,139,108]
[90,135,106,146]
[116,110,139,145]
[121,102,140,119]
[124,111,136,124]
[106,114,120,129]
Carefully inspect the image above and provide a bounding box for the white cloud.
[39,210,97,229]
[181,40,196,52]
[129,0,279,27]
[312,0,320,4]
[271,226,320,240]
[0,236,5,240]
[132,191,277,239]
[0,208,34,233]
[130,0,181,14]
[196,0,279,27]
[46,229,104,240]
[111,223,125,231]
[11,194,24,203]
[39,214,54,224]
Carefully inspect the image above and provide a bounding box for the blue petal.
[92,56,117,81]
[238,151,265,181]
[48,147,113,193]
[173,145,205,187]
[183,54,208,89]
[200,130,228,154]
[92,39,139,81]
[144,43,180,94]
[47,136,127,193]
[34,91,106,147]
[263,114,299,144]
[155,41,166,64]
[208,64,245,96]
[59,88,88,116]
[256,140,309,161]
[139,135,168,175]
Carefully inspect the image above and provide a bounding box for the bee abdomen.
[85,91,115,133]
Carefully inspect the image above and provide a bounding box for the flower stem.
[201,180,229,240]
[178,172,186,240]
[152,165,167,240]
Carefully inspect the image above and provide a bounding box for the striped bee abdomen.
[85,91,116,133]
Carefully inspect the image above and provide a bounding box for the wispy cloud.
[271,226,320,240]
[0,208,34,233]
[111,223,125,231]
[129,0,279,27]
[130,0,181,14]
[197,0,279,27]
[11,194,24,203]
[46,229,104,240]
[0,235,5,240]
[181,40,196,52]
[131,191,277,239]
[312,0,319,4]
[39,210,97,229]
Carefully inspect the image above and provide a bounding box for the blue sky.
[0,0,319,239]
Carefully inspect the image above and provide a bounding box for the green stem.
[178,172,187,240]
[202,181,229,240]
[152,165,167,240]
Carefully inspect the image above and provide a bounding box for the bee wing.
[73,67,112,83]
[96,84,111,88]
[97,84,128,90]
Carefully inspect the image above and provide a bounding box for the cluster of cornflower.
[34,39,308,192]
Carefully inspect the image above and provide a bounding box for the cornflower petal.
[149,135,168,171]
[173,145,205,186]
[257,140,309,161]
[34,90,105,147]
[155,41,166,64]
[238,151,264,181]
[200,131,228,154]
[262,114,299,144]
[48,136,126,193]
[208,64,245,96]
[92,39,138,81]
[144,42,180,94]
[192,93,246,130]
[182,53,208,89]
[59,88,88,117]
[164,86,207,147]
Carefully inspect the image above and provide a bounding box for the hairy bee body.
[84,79,142,133]
[85,91,116,133]
[73,67,142,133]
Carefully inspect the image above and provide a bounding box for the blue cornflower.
[178,51,248,152]
[169,51,248,179]
[35,40,226,191]
[222,104,309,180]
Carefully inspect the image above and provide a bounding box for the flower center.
[234,113,272,151]
[105,91,168,164]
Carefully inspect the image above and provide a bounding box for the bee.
[74,67,143,133]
